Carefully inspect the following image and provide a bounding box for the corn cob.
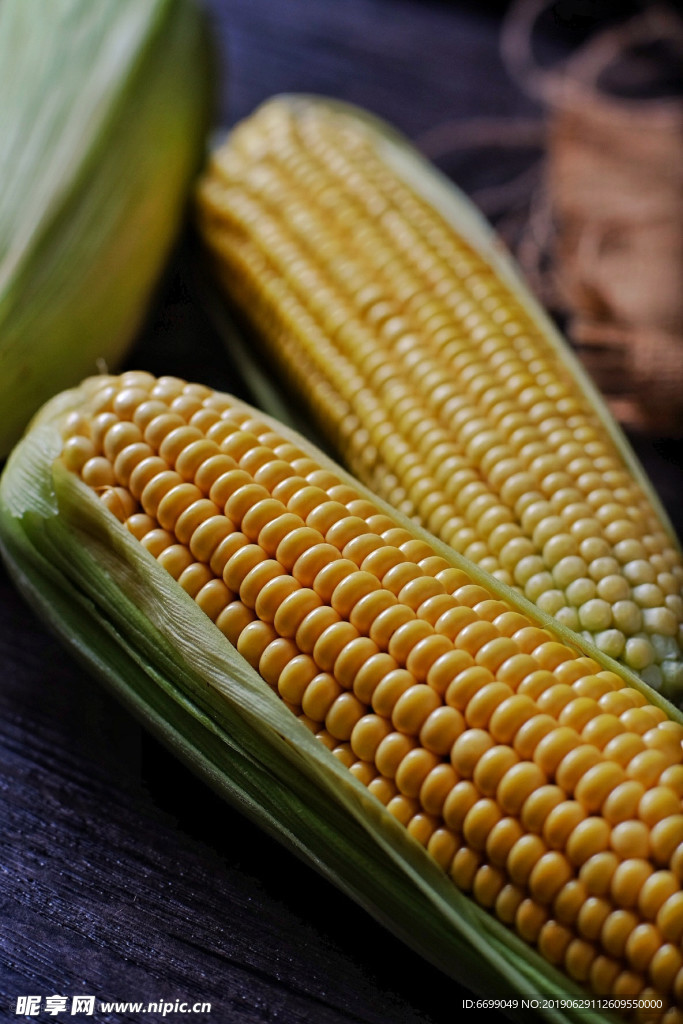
[195,96,683,701]
[11,371,683,1020]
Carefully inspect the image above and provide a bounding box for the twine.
[417,1,683,435]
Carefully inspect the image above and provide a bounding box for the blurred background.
[2,1,682,1021]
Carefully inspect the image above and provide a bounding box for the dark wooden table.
[2,2,682,1022]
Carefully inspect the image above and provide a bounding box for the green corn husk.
[3,378,682,1023]
[0,0,213,456]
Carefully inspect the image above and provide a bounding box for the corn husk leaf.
[0,0,213,456]
[6,381,680,1023]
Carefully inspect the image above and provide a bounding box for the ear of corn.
[0,0,213,457]
[2,373,683,1022]
[195,95,683,702]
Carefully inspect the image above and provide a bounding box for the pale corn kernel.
[554,607,581,632]
[565,577,597,606]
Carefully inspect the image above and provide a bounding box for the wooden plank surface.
[2,1,682,1022]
